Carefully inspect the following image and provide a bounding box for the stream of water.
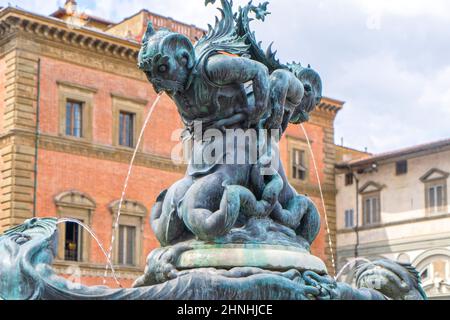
[300,123,337,276]
[103,93,163,284]
[56,218,122,287]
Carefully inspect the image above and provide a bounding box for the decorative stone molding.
[412,248,450,267]
[42,133,185,172]
[111,94,146,150]
[54,190,96,210]
[337,235,450,260]
[287,137,310,184]
[337,212,450,235]
[359,181,384,194]
[54,190,96,263]
[110,92,148,106]
[316,97,344,114]
[420,168,450,183]
[57,80,95,142]
[56,80,98,94]
[0,9,139,61]
[0,9,145,83]
[420,169,448,214]
[0,129,186,174]
[109,199,147,218]
[109,199,148,267]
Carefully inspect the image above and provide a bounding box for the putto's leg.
[150,176,194,246]
[179,166,250,240]
[273,161,320,245]
[265,69,305,130]
[271,195,320,245]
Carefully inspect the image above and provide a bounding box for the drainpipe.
[347,165,359,258]
[32,58,41,217]
[354,172,360,258]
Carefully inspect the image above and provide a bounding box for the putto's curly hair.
[138,22,195,76]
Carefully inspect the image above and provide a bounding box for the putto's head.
[138,22,195,95]
[287,63,323,124]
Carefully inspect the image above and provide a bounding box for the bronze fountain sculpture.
[0,0,426,300]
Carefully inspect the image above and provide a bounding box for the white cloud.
[418,66,450,117]
[350,0,450,18]
[0,0,62,15]
[334,53,450,152]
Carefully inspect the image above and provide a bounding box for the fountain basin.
[176,244,328,275]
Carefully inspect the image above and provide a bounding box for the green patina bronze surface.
[0,0,427,300]
[176,243,328,274]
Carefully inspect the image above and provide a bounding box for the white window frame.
[344,209,354,229]
[427,183,446,214]
[362,193,381,226]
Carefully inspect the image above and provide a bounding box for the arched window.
[109,200,147,267]
[413,248,450,299]
[54,190,96,263]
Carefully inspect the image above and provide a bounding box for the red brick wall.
[39,56,183,156]
[36,149,183,287]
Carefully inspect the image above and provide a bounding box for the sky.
[2,0,450,154]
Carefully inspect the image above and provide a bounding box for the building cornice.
[57,80,99,93]
[337,138,450,170]
[316,97,344,114]
[0,129,186,174]
[337,231,450,259]
[0,7,140,62]
[337,212,450,235]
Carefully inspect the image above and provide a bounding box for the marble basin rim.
[175,243,328,275]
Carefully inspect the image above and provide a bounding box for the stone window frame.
[425,182,447,214]
[420,168,449,215]
[111,93,148,151]
[344,209,354,229]
[361,192,381,227]
[54,190,96,263]
[57,81,96,142]
[287,136,310,183]
[109,199,147,268]
[359,182,383,227]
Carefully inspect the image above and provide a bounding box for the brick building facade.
[0,1,343,287]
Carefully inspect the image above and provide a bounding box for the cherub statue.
[138,0,323,247]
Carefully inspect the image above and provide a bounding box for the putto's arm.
[206,54,270,125]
